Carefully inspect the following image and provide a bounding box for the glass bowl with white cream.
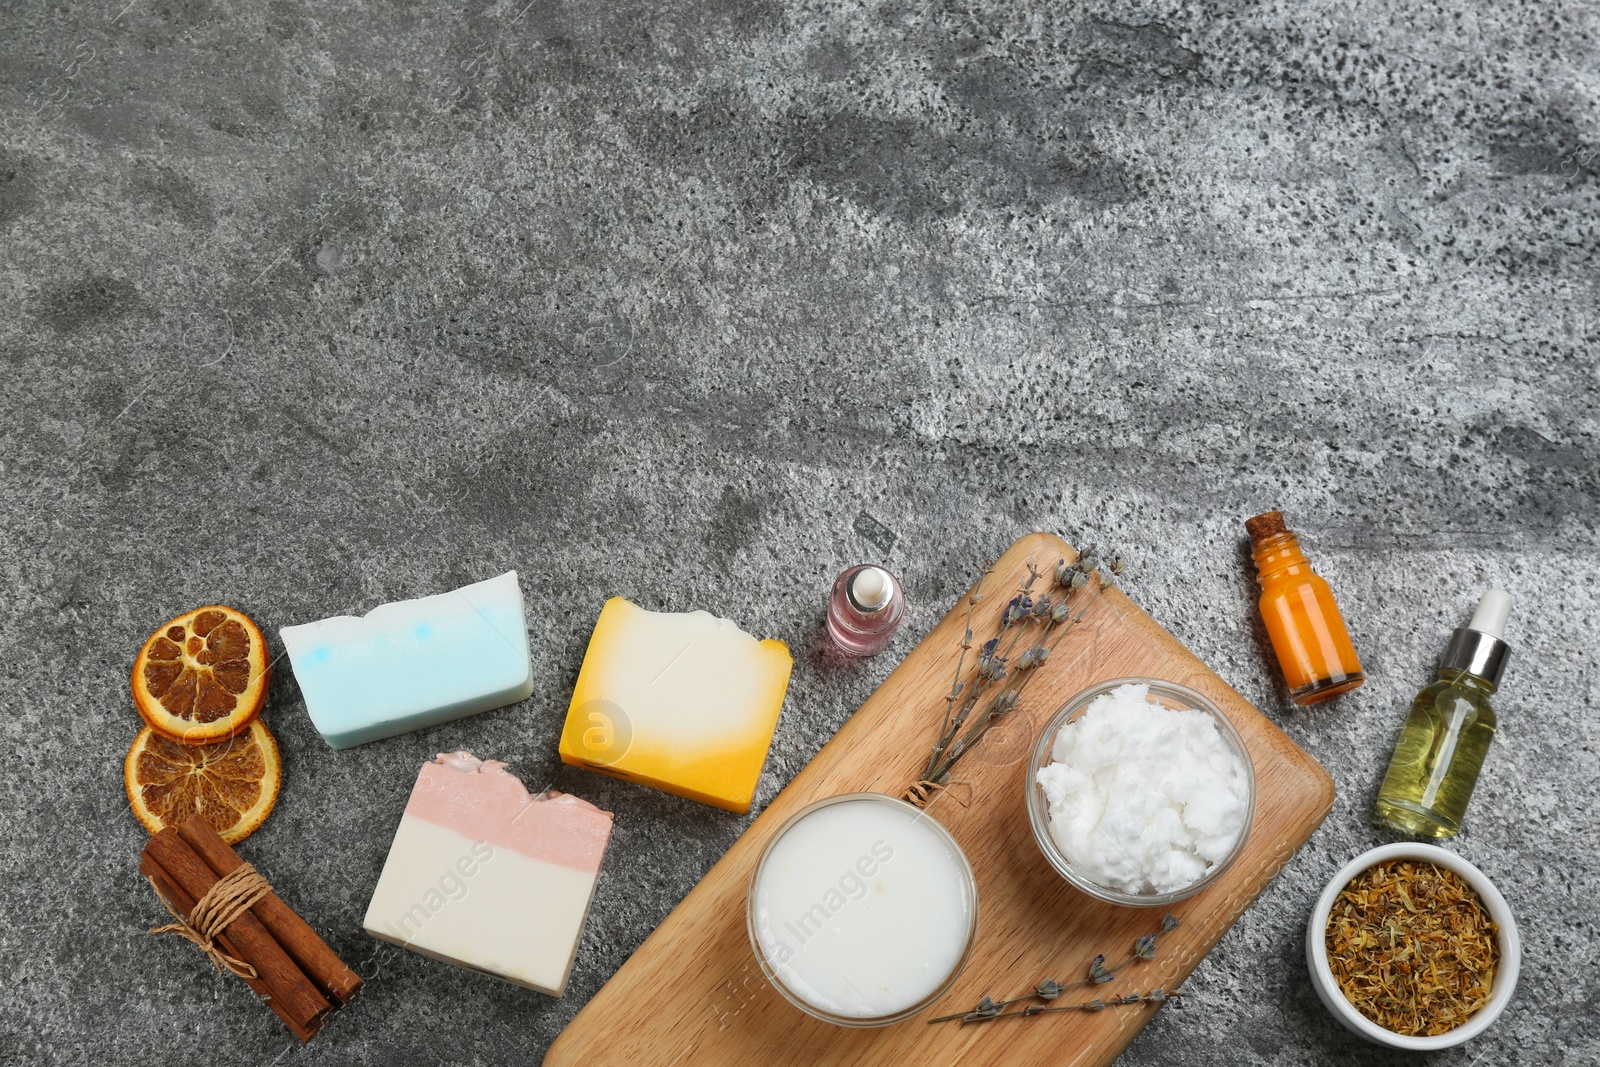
[1027,679,1256,908]
[746,792,978,1026]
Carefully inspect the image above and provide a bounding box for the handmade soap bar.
[363,752,613,997]
[281,572,533,749]
[559,596,792,813]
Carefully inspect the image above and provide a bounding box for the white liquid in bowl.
[749,794,976,1021]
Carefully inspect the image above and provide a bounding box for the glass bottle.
[1374,590,1511,839]
[825,565,904,657]
[1246,511,1365,706]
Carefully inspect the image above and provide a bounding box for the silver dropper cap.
[847,566,895,614]
[1440,589,1512,688]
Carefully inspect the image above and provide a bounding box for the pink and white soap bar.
[363,752,613,996]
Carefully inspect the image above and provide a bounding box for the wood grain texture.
[546,533,1335,1067]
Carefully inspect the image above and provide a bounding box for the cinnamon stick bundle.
[176,818,363,1006]
[140,818,363,1042]
[138,856,320,1043]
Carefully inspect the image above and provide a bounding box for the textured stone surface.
[1,1,1596,1064]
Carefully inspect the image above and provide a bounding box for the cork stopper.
[1244,510,1288,546]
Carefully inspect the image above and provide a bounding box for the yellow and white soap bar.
[559,597,792,813]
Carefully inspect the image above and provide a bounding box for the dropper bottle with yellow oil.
[1373,590,1512,839]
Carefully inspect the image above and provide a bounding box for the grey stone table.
[2,1,1595,1064]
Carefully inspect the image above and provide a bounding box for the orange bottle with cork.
[1246,511,1365,706]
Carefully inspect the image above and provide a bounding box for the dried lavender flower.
[907,548,1125,806]
[931,912,1177,1026]
[1011,990,1182,1021]
[1003,594,1033,623]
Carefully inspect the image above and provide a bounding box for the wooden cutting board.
[545,533,1335,1067]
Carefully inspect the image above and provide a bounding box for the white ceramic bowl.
[1306,842,1520,1050]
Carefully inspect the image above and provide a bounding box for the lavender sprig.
[929,914,1179,1026]
[1003,988,1180,1021]
[907,548,1122,803]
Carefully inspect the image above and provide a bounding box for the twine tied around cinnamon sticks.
[148,861,274,979]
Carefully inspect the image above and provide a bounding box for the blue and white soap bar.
[282,571,534,749]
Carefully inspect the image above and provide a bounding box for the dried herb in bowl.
[1324,860,1499,1037]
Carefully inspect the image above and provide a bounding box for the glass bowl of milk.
[746,792,978,1026]
[1027,678,1257,908]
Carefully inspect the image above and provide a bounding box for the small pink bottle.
[826,565,905,657]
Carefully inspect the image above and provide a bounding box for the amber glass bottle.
[1246,511,1365,706]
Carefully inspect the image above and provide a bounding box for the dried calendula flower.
[1324,861,1499,1037]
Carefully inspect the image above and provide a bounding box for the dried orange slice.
[132,605,270,744]
[124,718,282,844]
